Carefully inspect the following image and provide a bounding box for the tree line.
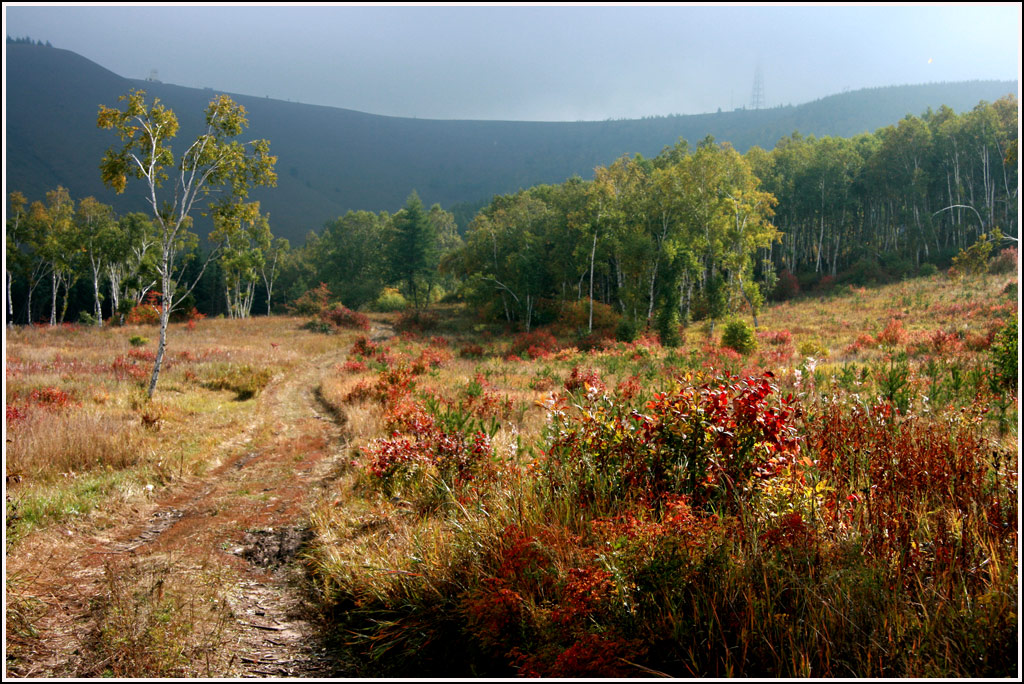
[5,94,1017,346]
[5,188,287,326]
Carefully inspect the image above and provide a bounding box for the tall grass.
[305,273,1017,677]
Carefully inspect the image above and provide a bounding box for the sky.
[3,3,1021,122]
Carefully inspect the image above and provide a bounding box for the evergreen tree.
[388,191,438,309]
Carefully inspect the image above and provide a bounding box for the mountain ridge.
[5,42,1018,243]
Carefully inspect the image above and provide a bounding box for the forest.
[6,94,1018,340]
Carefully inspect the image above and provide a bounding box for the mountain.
[5,42,1018,243]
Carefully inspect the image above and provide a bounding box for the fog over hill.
[5,42,1017,244]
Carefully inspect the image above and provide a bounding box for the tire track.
[6,345,358,677]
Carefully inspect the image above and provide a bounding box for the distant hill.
[5,42,1018,243]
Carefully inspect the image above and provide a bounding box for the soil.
[4,325,395,677]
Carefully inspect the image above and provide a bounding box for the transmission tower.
[750,66,765,110]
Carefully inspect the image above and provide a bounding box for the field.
[4,271,1018,677]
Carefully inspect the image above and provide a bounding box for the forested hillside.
[5,41,1017,244]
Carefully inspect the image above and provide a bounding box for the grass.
[5,314,350,677]
[303,271,1018,677]
[4,271,1016,677]
[4,316,341,543]
[83,554,236,677]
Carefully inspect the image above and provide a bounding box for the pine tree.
[388,191,438,309]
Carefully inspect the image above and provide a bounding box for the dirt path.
[6,342,369,677]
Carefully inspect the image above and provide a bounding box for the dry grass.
[5,314,362,677]
[82,553,236,678]
[6,410,143,482]
[5,316,342,539]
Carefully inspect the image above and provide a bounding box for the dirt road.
[6,341,366,677]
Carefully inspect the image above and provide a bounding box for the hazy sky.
[4,3,1021,121]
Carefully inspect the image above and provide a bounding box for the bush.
[951,231,998,277]
[918,262,938,277]
[323,304,370,331]
[798,338,829,358]
[550,298,620,335]
[203,365,274,400]
[543,372,800,509]
[458,343,486,359]
[615,318,640,343]
[773,270,800,301]
[301,319,334,334]
[880,254,915,280]
[990,247,1018,275]
[372,287,408,312]
[842,257,886,286]
[989,314,1018,391]
[289,283,332,317]
[396,309,439,334]
[126,292,162,326]
[129,335,149,347]
[721,319,757,355]
[813,275,837,294]
[509,329,559,359]
[875,318,907,348]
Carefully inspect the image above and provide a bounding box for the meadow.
[4,270,1018,677]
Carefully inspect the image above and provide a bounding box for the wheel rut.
[5,346,359,678]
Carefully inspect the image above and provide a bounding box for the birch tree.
[75,196,117,326]
[98,89,276,397]
[6,191,28,326]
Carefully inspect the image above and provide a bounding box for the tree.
[210,201,271,319]
[36,186,78,326]
[388,191,438,309]
[12,197,54,325]
[428,203,463,299]
[75,196,117,325]
[260,236,289,315]
[106,212,159,323]
[6,191,28,326]
[98,89,276,397]
[315,210,389,309]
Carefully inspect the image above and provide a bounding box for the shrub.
[289,283,332,317]
[126,292,162,326]
[542,372,800,510]
[813,275,837,294]
[721,319,757,355]
[797,338,829,358]
[951,231,998,277]
[918,262,938,277]
[396,309,438,333]
[350,336,380,358]
[988,314,1018,391]
[875,318,907,348]
[842,257,886,286]
[129,335,149,347]
[301,319,334,334]
[563,366,605,394]
[773,269,800,300]
[323,304,370,331]
[110,356,150,383]
[990,246,1018,275]
[372,287,408,312]
[615,317,640,343]
[203,365,274,400]
[508,329,559,359]
[760,329,793,346]
[458,343,485,359]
